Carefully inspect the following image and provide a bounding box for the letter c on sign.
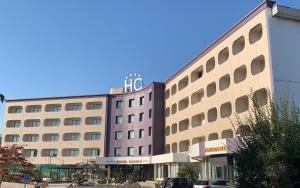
[134,78,143,91]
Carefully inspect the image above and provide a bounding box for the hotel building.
[2,0,300,182]
[2,95,108,178]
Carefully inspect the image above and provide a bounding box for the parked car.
[193,179,235,188]
[164,177,193,188]
[160,177,171,188]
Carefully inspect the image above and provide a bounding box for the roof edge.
[164,0,276,85]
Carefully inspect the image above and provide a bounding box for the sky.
[1,0,300,133]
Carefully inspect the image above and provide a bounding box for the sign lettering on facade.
[124,74,144,93]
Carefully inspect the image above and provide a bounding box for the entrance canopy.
[96,153,189,165]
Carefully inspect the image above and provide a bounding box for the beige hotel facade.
[2,0,300,182]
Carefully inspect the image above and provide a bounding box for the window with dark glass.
[116,116,123,124]
[114,147,121,156]
[128,130,134,139]
[115,131,122,140]
[140,96,144,105]
[129,99,135,107]
[139,146,144,156]
[139,129,144,138]
[149,109,152,118]
[148,145,152,154]
[139,113,144,122]
[128,114,135,123]
[116,100,123,109]
[149,92,152,101]
[148,127,152,136]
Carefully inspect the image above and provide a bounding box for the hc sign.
[124,74,144,93]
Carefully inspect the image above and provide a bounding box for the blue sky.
[1,0,300,133]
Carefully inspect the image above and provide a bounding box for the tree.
[233,95,300,187]
[177,165,197,181]
[0,145,33,184]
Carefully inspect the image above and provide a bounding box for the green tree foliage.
[72,172,88,186]
[234,95,300,187]
[127,171,139,184]
[177,165,197,181]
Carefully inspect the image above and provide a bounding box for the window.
[234,65,247,84]
[178,97,189,111]
[33,106,42,113]
[208,107,218,122]
[63,149,79,157]
[13,121,21,128]
[139,113,144,122]
[179,119,189,132]
[45,104,61,112]
[90,133,101,140]
[71,119,81,126]
[25,119,40,127]
[116,100,123,109]
[128,114,135,123]
[41,149,58,157]
[251,55,265,75]
[171,85,177,95]
[171,103,177,114]
[220,102,232,118]
[249,23,263,44]
[26,105,42,113]
[191,113,205,127]
[52,105,61,112]
[218,47,229,64]
[235,95,249,113]
[178,76,189,91]
[149,92,152,101]
[90,149,100,157]
[191,66,204,83]
[43,134,59,142]
[140,96,144,105]
[128,130,134,139]
[116,116,123,124]
[114,147,121,156]
[8,106,23,113]
[64,118,81,126]
[63,133,80,141]
[219,74,230,91]
[128,147,134,156]
[92,103,102,110]
[206,57,215,73]
[44,119,60,127]
[14,107,22,113]
[91,118,101,125]
[191,89,204,105]
[23,134,39,142]
[6,120,21,128]
[66,103,82,111]
[5,135,20,142]
[71,104,81,111]
[85,132,101,141]
[115,131,122,140]
[24,149,38,158]
[139,146,144,156]
[232,36,245,55]
[207,82,216,97]
[129,99,135,107]
[148,127,152,136]
[49,134,59,142]
[149,109,152,118]
[148,145,152,154]
[139,129,144,138]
